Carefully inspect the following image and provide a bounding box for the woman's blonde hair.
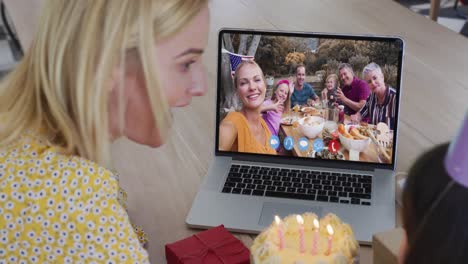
[0,0,207,167]
[233,60,266,89]
[326,74,340,89]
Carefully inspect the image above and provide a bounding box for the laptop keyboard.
[222,164,372,206]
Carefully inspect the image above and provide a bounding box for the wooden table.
[4,0,468,263]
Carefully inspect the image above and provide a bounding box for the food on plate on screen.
[304,117,323,126]
[338,124,353,139]
[349,127,369,140]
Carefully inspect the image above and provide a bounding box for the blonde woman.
[219,61,276,155]
[0,0,209,262]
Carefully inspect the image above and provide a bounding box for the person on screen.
[261,79,291,136]
[336,63,370,115]
[290,64,319,107]
[350,63,397,130]
[0,0,209,262]
[321,74,340,108]
[219,61,277,154]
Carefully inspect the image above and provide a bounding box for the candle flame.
[313,218,320,229]
[275,215,281,225]
[327,224,334,236]
[296,215,304,225]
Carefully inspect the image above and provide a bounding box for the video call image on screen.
[217,32,402,164]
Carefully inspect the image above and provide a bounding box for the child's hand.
[273,100,284,113]
[321,89,328,100]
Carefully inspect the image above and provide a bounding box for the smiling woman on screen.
[219,61,277,155]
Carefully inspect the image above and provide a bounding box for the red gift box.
[165,225,250,264]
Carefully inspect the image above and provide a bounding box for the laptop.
[187,29,404,244]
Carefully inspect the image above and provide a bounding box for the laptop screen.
[216,30,403,167]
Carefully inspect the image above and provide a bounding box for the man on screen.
[336,63,370,115]
[290,64,319,107]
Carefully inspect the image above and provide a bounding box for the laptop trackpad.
[258,202,323,226]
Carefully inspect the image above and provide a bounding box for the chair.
[430,0,467,21]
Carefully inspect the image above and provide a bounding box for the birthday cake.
[251,213,359,264]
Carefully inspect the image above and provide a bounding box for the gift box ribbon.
[178,232,248,263]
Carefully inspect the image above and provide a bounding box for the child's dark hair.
[402,143,468,263]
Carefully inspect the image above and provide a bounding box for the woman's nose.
[190,66,208,96]
[191,83,207,96]
[248,80,257,90]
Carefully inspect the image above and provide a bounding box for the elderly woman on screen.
[351,62,397,130]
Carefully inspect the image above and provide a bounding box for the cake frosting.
[251,213,359,264]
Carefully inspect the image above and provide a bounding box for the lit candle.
[296,215,305,253]
[275,215,285,250]
[312,218,319,255]
[326,224,334,255]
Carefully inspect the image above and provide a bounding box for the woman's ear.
[108,67,121,93]
[398,230,408,264]
[108,60,135,140]
[109,50,140,93]
[107,66,125,140]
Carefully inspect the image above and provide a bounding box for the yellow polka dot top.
[0,131,149,263]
